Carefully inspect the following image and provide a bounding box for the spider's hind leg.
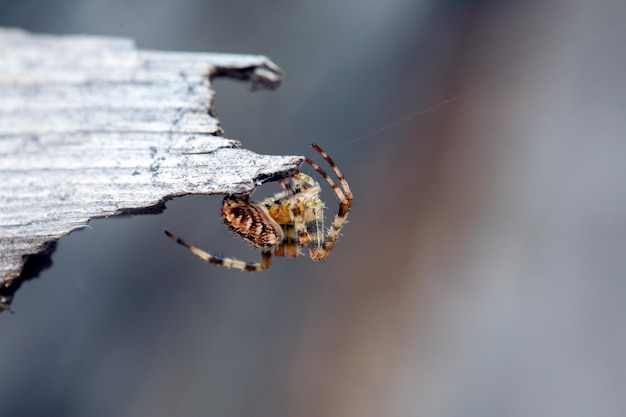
[165,230,272,271]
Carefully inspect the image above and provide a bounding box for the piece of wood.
[0,28,302,311]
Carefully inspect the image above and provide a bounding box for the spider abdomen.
[221,196,284,249]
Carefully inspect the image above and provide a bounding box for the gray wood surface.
[0,28,301,309]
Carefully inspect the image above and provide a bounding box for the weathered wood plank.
[0,28,301,310]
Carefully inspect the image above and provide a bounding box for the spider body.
[165,144,352,271]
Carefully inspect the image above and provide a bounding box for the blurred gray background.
[2,0,626,416]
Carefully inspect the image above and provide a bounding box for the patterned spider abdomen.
[221,196,284,249]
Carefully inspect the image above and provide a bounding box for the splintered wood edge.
[0,28,302,309]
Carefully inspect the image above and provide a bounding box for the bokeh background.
[2,1,626,416]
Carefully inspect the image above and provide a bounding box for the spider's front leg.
[305,144,353,260]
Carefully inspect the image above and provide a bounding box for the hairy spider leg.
[271,177,301,257]
[276,173,325,252]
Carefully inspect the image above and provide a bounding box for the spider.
[165,144,353,271]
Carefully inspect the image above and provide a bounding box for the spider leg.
[165,230,272,271]
[310,143,353,204]
[279,177,310,253]
[304,144,353,260]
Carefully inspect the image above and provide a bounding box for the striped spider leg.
[291,144,353,260]
[164,143,352,271]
